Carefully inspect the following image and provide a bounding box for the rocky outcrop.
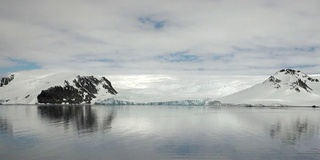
[265,76,281,88]
[0,74,14,87]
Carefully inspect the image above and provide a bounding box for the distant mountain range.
[1,69,319,106]
[218,69,320,106]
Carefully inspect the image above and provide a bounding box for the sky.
[1,0,320,76]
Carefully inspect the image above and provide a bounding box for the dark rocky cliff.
[0,74,14,87]
[37,75,117,104]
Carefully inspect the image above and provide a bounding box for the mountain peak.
[277,68,301,75]
[263,68,318,93]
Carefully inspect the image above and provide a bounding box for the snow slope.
[219,69,320,106]
[108,74,265,103]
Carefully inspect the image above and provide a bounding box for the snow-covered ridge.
[0,70,117,104]
[107,74,264,103]
[219,69,320,106]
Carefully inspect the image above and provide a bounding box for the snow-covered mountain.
[0,70,117,104]
[219,69,320,106]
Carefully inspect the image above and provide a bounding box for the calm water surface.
[1,105,320,160]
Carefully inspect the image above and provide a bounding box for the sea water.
[1,105,320,160]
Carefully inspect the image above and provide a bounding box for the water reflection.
[38,105,100,134]
[0,117,13,136]
[102,108,115,132]
[266,118,320,145]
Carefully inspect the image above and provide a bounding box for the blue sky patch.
[0,58,40,75]
[157,51,201,62]
[73,54,114,63]
[212,53,234,62]
[282,64,317,69]
[138,17,166,30]
[233,46,318,53]
[293,47,317,52]
[91,58,114,63]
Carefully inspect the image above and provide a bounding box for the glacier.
[94,98,225,106]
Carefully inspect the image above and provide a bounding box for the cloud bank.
[1,0,320,75]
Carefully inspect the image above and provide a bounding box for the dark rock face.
[38,86,84,104]
[37,76,117,104]
[280,68,297,75]
[0,75,14,87]
[295,79,313,92]
[266,76,281,89]
[101,77,118,95]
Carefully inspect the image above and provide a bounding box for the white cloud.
[0,0,320,75]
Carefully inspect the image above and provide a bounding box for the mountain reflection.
[38,105,99,134]
[103,108,115,132]
[266,118,320,145]
[0,117,13,136]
